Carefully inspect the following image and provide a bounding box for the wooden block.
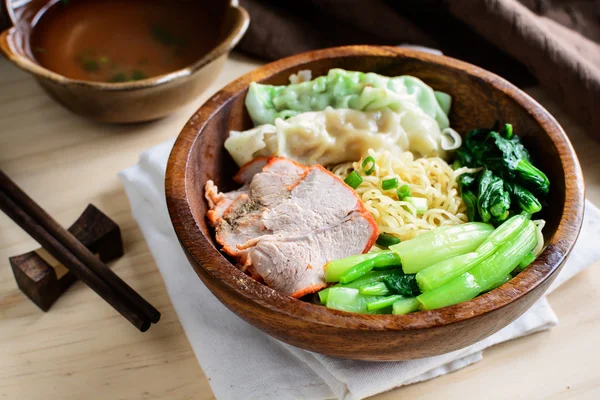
[9,204,124,311]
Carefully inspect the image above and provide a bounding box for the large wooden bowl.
[165,46,585,361]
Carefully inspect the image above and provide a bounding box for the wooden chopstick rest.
[9,204,124,311]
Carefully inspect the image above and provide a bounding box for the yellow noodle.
[331,150,479,241]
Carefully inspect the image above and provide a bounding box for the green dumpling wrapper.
[245,69,450,130]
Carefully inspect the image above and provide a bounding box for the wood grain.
[1,52,599,398]
[165,45,585,360]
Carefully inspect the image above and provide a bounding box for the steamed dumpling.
[245,69,450,130]
[225,107,450,167]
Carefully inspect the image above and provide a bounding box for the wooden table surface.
[1,53,599,400]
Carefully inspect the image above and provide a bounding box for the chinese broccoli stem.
[318,270,403,304]
[359,282,391,296]
[392,297,421,314]
[513,251,537,274]
[416,214,529,291]
[484,274,511,292]
[324,251,400,282]
[390,222,494,274]
[325,288,387,314]
[417,220,536,310]
[366,295,404,311]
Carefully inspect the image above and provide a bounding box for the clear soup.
[31,0,225,83]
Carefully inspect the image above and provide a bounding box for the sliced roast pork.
[205,158,378,297]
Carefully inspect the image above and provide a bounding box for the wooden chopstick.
[0,170,160,329]
[0,189,150,331]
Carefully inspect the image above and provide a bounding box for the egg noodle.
[331,149,479,241]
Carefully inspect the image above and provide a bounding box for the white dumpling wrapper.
[225,106,453,167]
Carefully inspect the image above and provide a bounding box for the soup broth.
[31,0,224,82]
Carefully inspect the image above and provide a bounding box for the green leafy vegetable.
[504,181,542,214]
[376,233,401,248]
[383,274,421,297]
[462,191,478,222]
[453,123,549,224]
[319,270,404,303]
[477,169,510,224]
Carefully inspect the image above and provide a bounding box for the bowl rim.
[166,45,585,332]
[0,0,249,91]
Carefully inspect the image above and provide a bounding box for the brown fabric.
[237,0,600,139]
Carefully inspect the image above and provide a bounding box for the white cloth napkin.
[119,140,600,400]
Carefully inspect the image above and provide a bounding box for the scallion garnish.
[344,171,363,189]
[361,156,375,175]
[376,233,401,248]
[382,177,398,190]
[397,184,411,200]
[407,197,428,215]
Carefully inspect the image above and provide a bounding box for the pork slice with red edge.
[205,158,378,298]
[208,158,307,264]
[233,156,269,184]
[240,165,378,297]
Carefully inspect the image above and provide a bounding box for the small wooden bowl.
[165,46,585,361]
[0,0,248,123]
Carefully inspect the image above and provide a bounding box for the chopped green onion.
[344,171,363,189]
[392,297,420,314]
[362,156,376,175]
[397,184,411,200]
[109,73,128,83]
[131,70,147,81]
[82,60,99,72]
[382,177,399,190]
[452,160,462,170]
[340,259,375,284]
[359,282,391,296]
[366,295,404,311]
[406,197,428,215]
[376,233,401,248]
